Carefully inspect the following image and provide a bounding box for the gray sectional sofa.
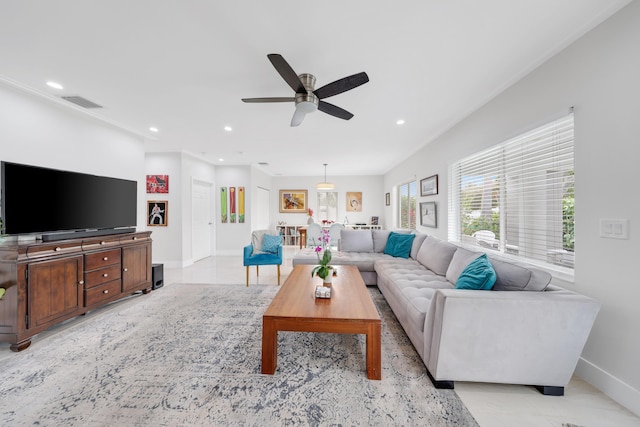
[292,229,601,395]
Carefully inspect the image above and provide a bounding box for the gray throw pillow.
[416,236,458,276]
[410,231,428,259]
[490,258,552,291]
[446,247,482,283]
[340,229,374,253]
[372,230,391,253]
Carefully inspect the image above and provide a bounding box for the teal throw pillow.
[383,232,416,258]
[262,234,281,254]
[455,254,497,290]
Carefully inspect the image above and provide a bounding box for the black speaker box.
[152,263,164,290]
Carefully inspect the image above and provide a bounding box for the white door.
[192,179,212,261]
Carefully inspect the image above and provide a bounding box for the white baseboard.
[575,357,640,417]
[215,250,240,256]
[152,260,186,269]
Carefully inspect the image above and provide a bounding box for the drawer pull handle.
[133,237,138,241]
[100,241,106,245]
[103,273,109,278]
[103,257,109,261]
[123,268,128,272]
[103,290,109,294]
[55,247,61,252]
[79,280,85,285]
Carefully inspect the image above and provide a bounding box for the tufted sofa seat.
[291,228,601,396]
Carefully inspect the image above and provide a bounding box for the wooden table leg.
[366,322,382,380]
[261,318,278,374]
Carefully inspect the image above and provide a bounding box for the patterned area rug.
[0,283,478,426]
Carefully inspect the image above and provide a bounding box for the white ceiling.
[0,0,630,177]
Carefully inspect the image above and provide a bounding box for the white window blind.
[399,180,417,229]
[449,113,575,271]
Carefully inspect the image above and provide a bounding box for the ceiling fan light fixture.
[317,163,335,190]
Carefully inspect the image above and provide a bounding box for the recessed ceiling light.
[46,81,64,90]
[224,126,232,132]
[149,127,159,133]
[218,158,225,162]
[396,119,405,125]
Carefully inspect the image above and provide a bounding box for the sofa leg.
[534,385,564,396]
[427,369,454,389]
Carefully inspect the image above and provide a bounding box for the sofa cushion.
[384,232,415,258]
[340,229,374,252]
[372,230,391,253]
[410,231,428,260]
[261,234,281,254]
[455,254,497,290]
[416,236,458,276]
[446,247,482,283]
[490,258,552,291]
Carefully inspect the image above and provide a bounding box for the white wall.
[0,83,147,229]
[215,165,252,255]
[144,152,183,266]
[385,1,640,415]
[272,175,385,229]
[145,152,217,267]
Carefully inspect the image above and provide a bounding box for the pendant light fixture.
[317,163,335,190]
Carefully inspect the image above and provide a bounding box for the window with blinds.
[448,113,575,271]
[399,180,417,229]
[317,191,338,222]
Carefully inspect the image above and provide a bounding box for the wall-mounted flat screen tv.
[1,161,137,238]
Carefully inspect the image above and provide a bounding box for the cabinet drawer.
[84,264,121,288]
[82,236,122,251]
[84,279,121,306]
[26,241,82,259]
[85,249,121,270]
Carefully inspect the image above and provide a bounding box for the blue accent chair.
[243,231,283,287]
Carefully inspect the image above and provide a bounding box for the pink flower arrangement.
[308,208,314,217]
[310,229,332,280]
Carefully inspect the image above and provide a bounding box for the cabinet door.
[122,244,151,292]
[28,255,83,329]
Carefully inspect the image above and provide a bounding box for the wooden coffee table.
[262,264,382,380]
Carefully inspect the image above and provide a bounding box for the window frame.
[448,113,575,280]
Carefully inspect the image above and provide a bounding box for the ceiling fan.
[242,54,369,127]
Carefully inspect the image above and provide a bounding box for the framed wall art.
[279,190,308,213]
[147,200,168,226]
[420,201,436,228]
[146,175,169,193]
[385,192,390,206]
[420,174,438,196]
[346,192,363,212]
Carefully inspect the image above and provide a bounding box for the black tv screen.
[1,161,137,236]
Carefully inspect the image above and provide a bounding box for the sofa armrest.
[243,244,253,261]
[424,288,600,387]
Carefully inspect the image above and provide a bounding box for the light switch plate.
[600,218,630,239]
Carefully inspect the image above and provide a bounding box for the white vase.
[323,273,332,285]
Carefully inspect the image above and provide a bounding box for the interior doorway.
[192,178,213,262]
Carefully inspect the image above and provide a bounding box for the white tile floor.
[164,247,640,427]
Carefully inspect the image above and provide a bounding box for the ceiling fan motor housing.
[295,73,318,112]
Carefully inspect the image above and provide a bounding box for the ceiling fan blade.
[267,54,307,94]
[313,72,369,99]
[241,97,295,103]
[318,101,354,120]
[291,109,306,127]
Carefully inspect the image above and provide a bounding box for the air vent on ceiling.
[61,96,103,109]
[258,162,269,166]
